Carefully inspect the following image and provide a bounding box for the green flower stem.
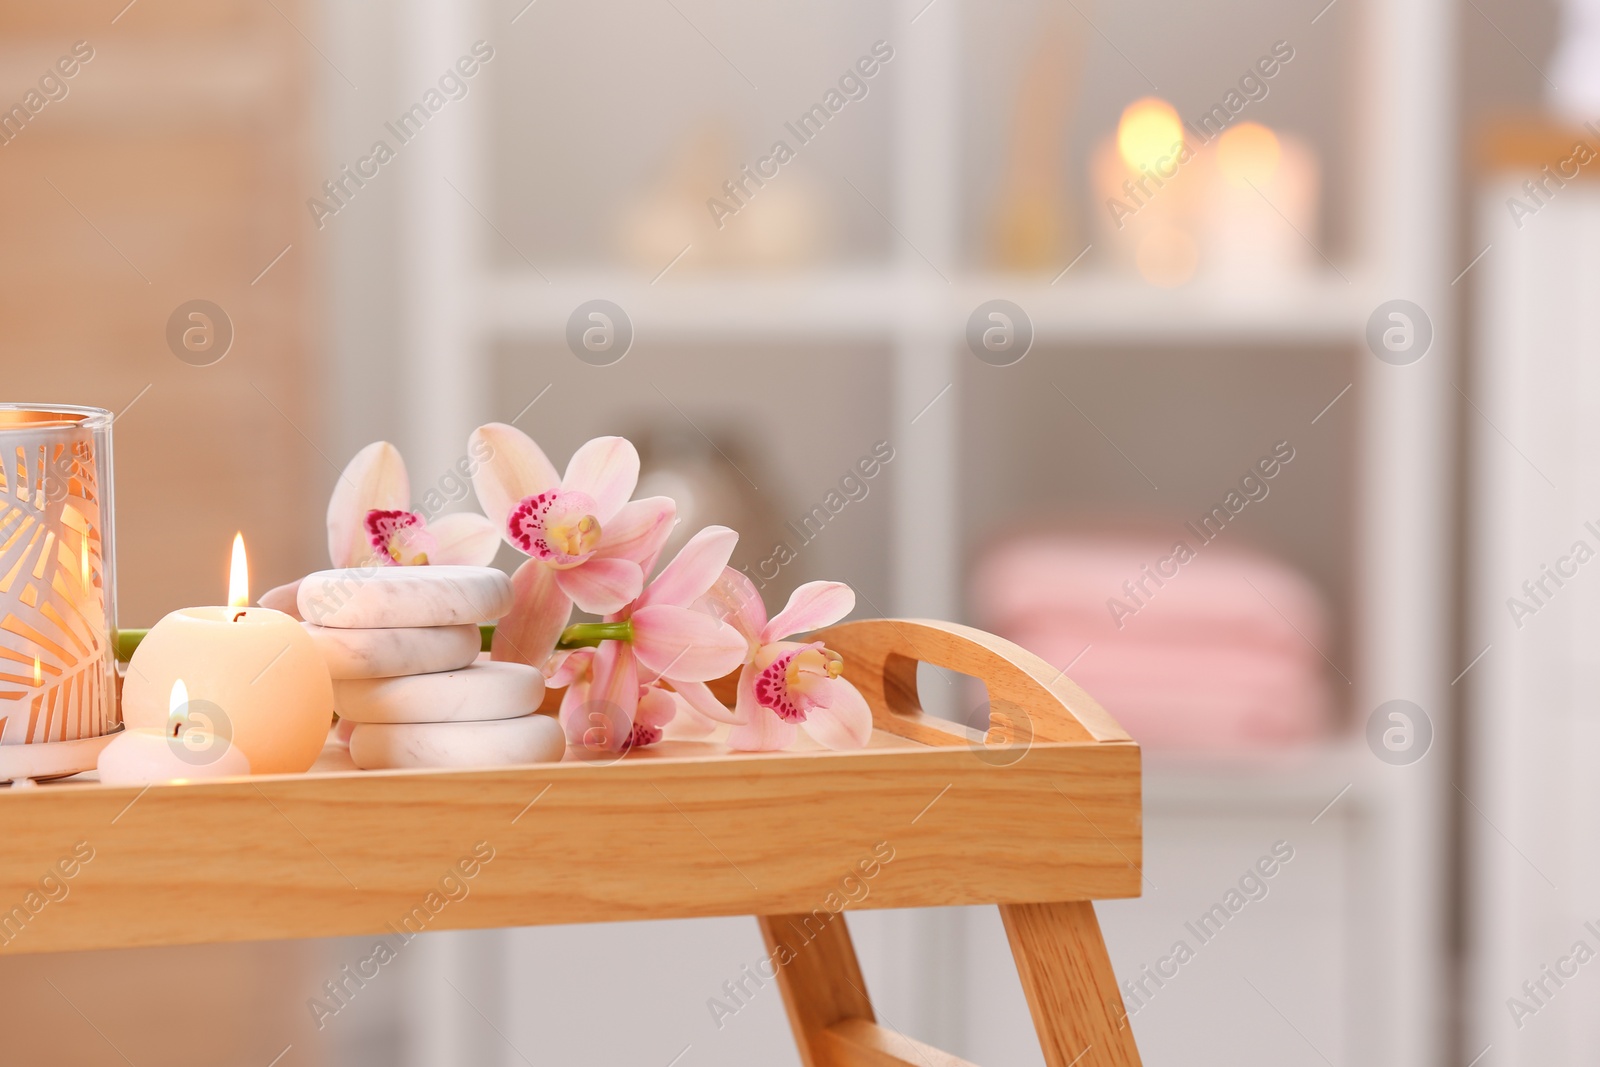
[126,621,612,660]
[116,629,147,662]
[555,620,634,650]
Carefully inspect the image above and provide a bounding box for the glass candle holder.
[0,404,119,780]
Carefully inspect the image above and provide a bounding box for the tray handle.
[812,618,1131,747]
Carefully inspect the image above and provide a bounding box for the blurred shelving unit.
[479,270,1369,342]
[1141,743,1369,813]
[1468,123,1600,1066]
[378,0,1459,1062]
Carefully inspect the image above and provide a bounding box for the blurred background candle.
[1200,121,1321,282]
[1092,97,1206,286]
[121,535,332,774]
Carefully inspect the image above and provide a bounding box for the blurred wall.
[0,0,326,625]
[0,2,323,1063]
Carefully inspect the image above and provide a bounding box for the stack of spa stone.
[295,566,564,770]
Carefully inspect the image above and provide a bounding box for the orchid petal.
[546,647,594,689]
[638,526,738,609]
[328,442,409,568]
[798,677,874,750]
[594,496,677,570]
[725,665,797,751]
[558,679,594,746]
[662,693,720,740]
[562,436,639,522]
[428,512,502,567]
[584,641,640,752]
[637,685,679,729]
[470,423,561,541]
[259,578,304,620]
[693,567,767,656]
[554,557,644,615]
[631,605,749,681]
[492,558,572,668]
[670,679,741,725]
[761,581,856,644]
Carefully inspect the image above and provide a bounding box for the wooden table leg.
[757,912,980,1067]
[1000,901,1142,1067]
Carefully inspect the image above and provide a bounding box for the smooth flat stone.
[348,715,565,770]
[298,566,512,628]
[305,622,481,680]
[334,661,544,724]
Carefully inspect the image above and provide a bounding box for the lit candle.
[1092,97,1205,286]
[120,535,334,774]
[1200,121,1319,281]
[98,680,251,785]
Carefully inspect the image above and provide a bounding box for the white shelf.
[381,0,1455,1057]
[476,268,1368,345]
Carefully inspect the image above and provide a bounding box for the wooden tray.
[0,619,1143,1067]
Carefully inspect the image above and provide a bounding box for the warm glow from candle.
[80,535,90,589]
[228,533,249,608]
[1216,121,1282,188]
[1136,226,1199,288]
[169,679,187,735]
[1117,97,1184,173]
[33,655,41,687]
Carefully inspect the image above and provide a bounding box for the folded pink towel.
[973,535,1334,749]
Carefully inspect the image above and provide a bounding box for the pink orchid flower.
[469,423,675,667]
[326,442,500,568]
[696,570,872,751]
[545,646,687,752]
[550,526,748,753]
[260,441,499,615]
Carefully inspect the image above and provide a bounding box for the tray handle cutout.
[812,619,1131,747]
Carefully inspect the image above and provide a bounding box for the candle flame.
[80,535,90,590]
[33,655,41,687]
[1117,97,1184,174]
[169,679,188,733]
[228,532,249,609]
[1216,121,1281,188]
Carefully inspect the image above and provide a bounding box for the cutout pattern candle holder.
[0,405,120,781]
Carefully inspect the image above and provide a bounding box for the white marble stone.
[305,622,482,680]
[298,565,513,628]
[348,715,565,769]
[334,661,544,724]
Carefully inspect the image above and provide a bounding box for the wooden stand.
[0,620,1142,1065]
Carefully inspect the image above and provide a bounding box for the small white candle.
[98,680,251,785]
